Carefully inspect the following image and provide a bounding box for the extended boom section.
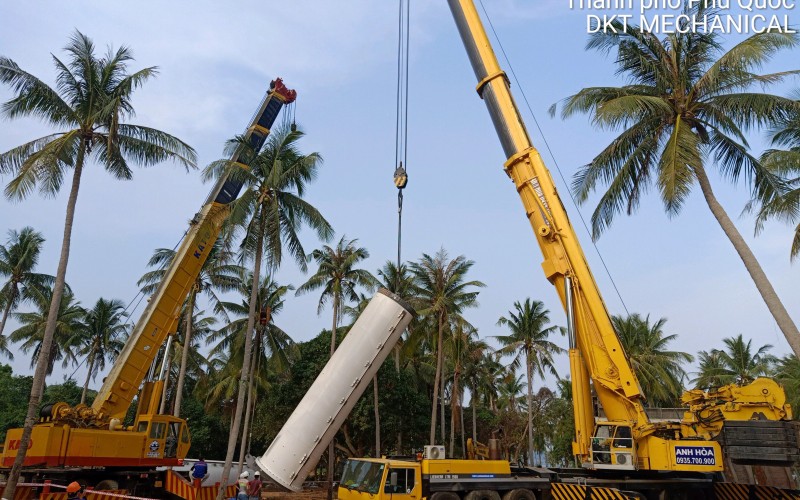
[1,80,297,474]
[445,0,800,474]
[93,79,297,421]
[447,0,659,468]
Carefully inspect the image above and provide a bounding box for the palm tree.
[214,272,295,468]
[377,260,415,373]
[297,236,378,350]
[693,350,729,391]
[73,298,127,404]
[9,286,84,375]
[0,31,196,495]
[138,241,241,417]
[377,260,414,297]
[497,372,526,412]
[553,5,800,358]
[718,334,775,384]
[0,227,52,352]
[463,350,504,443]
[495,299,564,466]
[773,354,800,411]
[693,334,774,388]
[409,248,484,445]
[297,235,376,481]
[204,124,331,498]
[757,91,800,260]
[613,314,693,407]
[444,318,487,457]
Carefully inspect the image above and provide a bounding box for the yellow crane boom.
[447,0,796,472]
[93,79,296,421]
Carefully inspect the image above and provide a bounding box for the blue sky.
[0,1,798,393]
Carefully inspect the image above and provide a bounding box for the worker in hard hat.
[247,471,262,500]
[237,471,249,500]
[66,482,86,500]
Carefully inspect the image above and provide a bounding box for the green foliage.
[346,364,430,456]
[613,313,693,407]
[0,364,32,442]
[181,394,229,460]
[545,384,575,467]
[0,368,94,442]
[758,90,800,261]
[693,334,774,389]
[42,378,86,406]
[0,226,52,351]
[9,286,84,375]
[773,355,800,413]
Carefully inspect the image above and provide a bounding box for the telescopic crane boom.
[1,79,296,470]
[446,0,795,471]
[93,79,297,422]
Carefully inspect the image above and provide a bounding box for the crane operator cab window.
[592,424,635,470]
[384,467,417,497]
[340,460,386,495]
[592,425,612,464]
[165,422,180,458]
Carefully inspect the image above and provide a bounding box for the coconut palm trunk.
[373,375,380,457]
[694,167,800,357]
[81,341,99,404]
[430,313,444,445]
[460,392,466,458]
[526,357,534,466]
[217,217,263,500]
[326,293,340,500]
[238,330,260,472]
[472,385,478,443]
[5,150,84,499]
[173,290,196,418]
[0,288,17,337]
[450,372,459,457]
[440,371,446,446]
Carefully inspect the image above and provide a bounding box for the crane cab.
[590,423,635,470]
[134,415,191,462]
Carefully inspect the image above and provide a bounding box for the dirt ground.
[263,486,332,500]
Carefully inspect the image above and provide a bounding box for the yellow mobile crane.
[445,0,797,474]
[1,80,295,487]
[258,2,799,499]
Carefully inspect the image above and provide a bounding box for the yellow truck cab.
[338,457,547,500]
[339,458,422,500]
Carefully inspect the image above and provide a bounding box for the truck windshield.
[340,460,385,494]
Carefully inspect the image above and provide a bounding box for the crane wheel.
[431,493,461,500]
[502,489,536,500]
[94,480,120,491]
[465,490,501,500]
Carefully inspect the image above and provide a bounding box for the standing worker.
[247,471,262,500]
[66,482,86,500]
[237,472,249,500]
[190,457,208,489]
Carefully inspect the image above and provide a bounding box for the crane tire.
[432,493,461,500]
[465,490,502,500]
[94,480,120,491]
[502,489,536,500]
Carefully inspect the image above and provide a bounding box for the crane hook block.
[394,163,408,189]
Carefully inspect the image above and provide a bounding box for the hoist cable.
[477,0,630,315]
[393,0,411,287]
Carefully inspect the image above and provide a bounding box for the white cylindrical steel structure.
[256,289,415,491]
